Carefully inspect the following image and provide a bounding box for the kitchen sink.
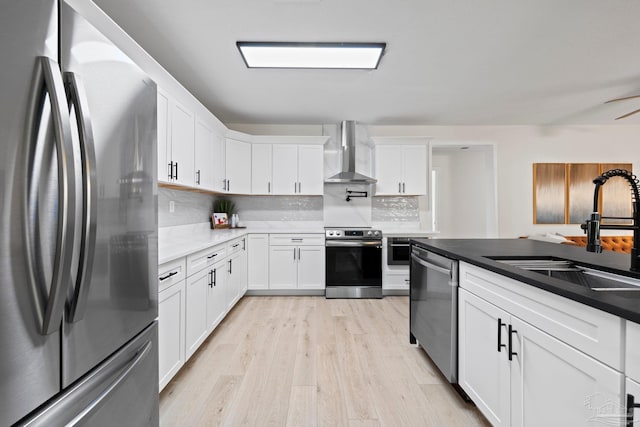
[486,256,640,291]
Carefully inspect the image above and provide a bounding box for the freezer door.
[60,1,158,387]
[0,1,69,425]
[17,322,159,427]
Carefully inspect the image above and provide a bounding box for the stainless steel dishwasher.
[410,244,459,384]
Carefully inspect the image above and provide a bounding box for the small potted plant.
[211,199,235,229]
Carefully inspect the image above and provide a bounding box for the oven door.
[325,241,382,287]
[388,237,411,265]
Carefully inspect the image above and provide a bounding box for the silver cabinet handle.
[399,182,402,193]
[402,182,405,193]
[196,170,200,185]
[297,247,301,260]
[64,72,98,323]
[291,238,303,242]
[227,179,230,192]
[25,57,77,335]
[228,259,232,274]
[268,181,271,193]
[298,182,301,193]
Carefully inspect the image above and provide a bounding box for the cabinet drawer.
[269,234,324,246]
[158,258,186,292]
[460,262,623,370]
[186,244,226,277]
[227,236,246,256]
[627,321,640,382]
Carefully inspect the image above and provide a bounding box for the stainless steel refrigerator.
[1,1,159,425]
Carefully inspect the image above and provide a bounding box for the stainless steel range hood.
[325,120,377,184]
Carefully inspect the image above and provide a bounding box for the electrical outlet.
[169,201,175,213]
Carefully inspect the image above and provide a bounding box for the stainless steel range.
[325,228,383,298]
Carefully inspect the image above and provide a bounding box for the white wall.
[432,146,496,238]
[369,125,640,237]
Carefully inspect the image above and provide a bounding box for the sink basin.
[487,256,640,291]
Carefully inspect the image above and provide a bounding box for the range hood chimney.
[325,121,377,184]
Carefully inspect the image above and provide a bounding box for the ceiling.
[92,0,640,126]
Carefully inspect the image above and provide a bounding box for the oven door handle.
[389,243,411,247]
[326,240,382,248]
[411,253,453,277]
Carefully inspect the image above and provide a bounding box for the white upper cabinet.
[157,88,195,186]
[271,142,324,195]
[373,138,429,196]
[272,144,299,195]
[297,145,324,195]
[251,144,273,195]
[157,89,170,183]
[194,118,214,190]
[211,131,226,193]
[225,138,251,194]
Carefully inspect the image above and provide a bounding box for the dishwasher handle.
[411,253,455,281]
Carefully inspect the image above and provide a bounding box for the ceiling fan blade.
[605,94,640,104]
[615,107,640,120]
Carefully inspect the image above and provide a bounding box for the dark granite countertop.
[410,238,640,324]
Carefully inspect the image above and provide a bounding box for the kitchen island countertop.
[410,238,640,324]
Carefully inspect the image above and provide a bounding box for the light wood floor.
[160,296,490,427]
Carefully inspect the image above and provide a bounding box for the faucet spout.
[581,169,640,272]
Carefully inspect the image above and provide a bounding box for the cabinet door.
[297,145,324,195]
[170,100,195,187]
[157,89,171,183]
[269,246,297,289]
[227,252,246,309]
[401,144,427,195]
[185,269,209,360]
[207,260,228,332]
[225,138,251,194]
[627,377,640,427]
[212,131,226,193]
[297,246,325,289]
[272,144,298,195]
[374,145,403,195]
[510,316,623,427]
[248,234,269,290]
[251,144,272,194]
[458,289,511,427]
[158,281,185,391]
[194,118,214,190]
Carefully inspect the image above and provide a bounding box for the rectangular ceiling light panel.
[237,42,385,69]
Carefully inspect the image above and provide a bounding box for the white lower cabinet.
[627,378,640,426]
[459,289,511,426]
[247,234,269,290]
[269,246,298,290]
[185,267,210,359]
[207,258,228,331]
[510,316,622,427]
[297,246,325,289]
[459,263,625,427]
[226,237,247,309]
[158,280,185,392]
[268,234,325,290]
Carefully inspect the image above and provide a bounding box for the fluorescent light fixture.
[236,42,386,69]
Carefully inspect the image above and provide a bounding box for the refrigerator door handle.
[64,72,97,323]
[26,57,77,335]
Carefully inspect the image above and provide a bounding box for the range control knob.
[374,231,380,236]
[328,231,334,236]
[367,230,373,236]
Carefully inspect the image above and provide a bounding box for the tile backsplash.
[372,196,420,222]
[231,195,323,221]
[158,188,215,227]
[159,188,421,228]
